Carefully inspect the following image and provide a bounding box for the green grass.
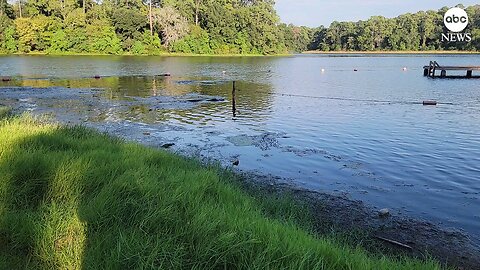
[0,115,441,269]
[0,106,11,119]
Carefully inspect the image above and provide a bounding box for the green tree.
[112,8,147,50]
[152,6,189,47]
[171,25,212,54]
[87,20,122,54]
[0,15,17,52]
[14,17,37,52]
[48,29,69,52]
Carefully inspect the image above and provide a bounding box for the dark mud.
[1,86,479,269]
[238,173,480,269]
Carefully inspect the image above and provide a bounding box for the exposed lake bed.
[1,55,480,267]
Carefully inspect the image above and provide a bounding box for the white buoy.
[402,67,407,71]
[321,68,325,73]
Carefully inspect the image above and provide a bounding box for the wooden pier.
[423,61,480,78]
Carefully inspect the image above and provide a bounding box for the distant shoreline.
[0,52,289,57]
[302,50,480,55]
[3,51,479,57]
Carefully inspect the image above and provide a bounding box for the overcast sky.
[275,1,479,27]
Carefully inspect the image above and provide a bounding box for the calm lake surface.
[1,54,480,244]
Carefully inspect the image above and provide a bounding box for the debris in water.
[161,143,175,149]
[375,236,413,250]
[423,100,437,106]
[207,98,225,102]
[379,208,390,217]
[187,99,203,103]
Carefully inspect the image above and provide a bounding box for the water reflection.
[0,75,275,124]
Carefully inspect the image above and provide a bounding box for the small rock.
[379,208,390,218]
[232,159,239,166]
[161,143,175,149]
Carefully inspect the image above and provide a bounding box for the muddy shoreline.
[1,85,479,269]
[237,172,480,269]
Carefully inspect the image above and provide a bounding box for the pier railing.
[423,61,480,78]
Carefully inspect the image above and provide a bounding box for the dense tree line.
[1,2,479,55]
[310,5,480,51]
[0,0,312,54]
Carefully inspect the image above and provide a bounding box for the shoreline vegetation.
[0,112,442,269]
[1,2,479,56]
[303,50,480,55]
[0,50,479,57]
[0,52,288,57]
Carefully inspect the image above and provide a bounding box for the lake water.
[1,54,479,244]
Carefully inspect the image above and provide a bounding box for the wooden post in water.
[440,70,447,78]
[232,81,237,117]
[467,70,473,78]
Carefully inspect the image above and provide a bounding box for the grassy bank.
[0,106,10,118]
[0,114,440,269]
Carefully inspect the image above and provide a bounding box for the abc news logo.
[442,7,471,42]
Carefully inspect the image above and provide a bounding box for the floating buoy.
[321,68,325,73]
[402,67,407,71]
[423,100,437,106]
[354,69,358,72]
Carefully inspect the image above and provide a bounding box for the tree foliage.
[310,5,480,51]
[1,2,479,55]
[0,0,296,54]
